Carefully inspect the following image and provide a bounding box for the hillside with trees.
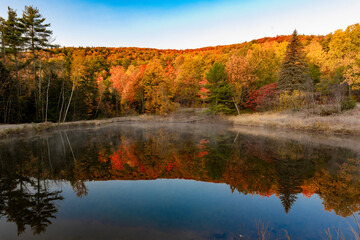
[0,5,359,123]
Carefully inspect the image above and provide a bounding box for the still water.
[0,123,359,239]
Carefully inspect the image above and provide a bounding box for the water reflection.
[0,146,63,235]
[0,124,359,238]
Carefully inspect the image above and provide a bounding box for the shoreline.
[228,105,360,136]
[1,106,360,139]
[230,125,360,154]
[0,112,223,139]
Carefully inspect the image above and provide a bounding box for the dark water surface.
[0,123,360,239]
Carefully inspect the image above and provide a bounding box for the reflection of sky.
[0,0,359,49]
[0,179,353,240]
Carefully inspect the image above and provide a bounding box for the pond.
[0,123,359,240]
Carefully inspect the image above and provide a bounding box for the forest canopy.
[0,5,359,123]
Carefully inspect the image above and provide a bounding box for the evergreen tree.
[22,5,53,121]
[205,62,234,114]
[278,30,311,91]
[3,7,26,122]
[0,17,6,65]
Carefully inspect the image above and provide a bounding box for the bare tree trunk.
[58,88,65,124]
[5,98,11,123]
[2,97,5,123]
[3,97,9,123]
[33,47,39,120]
[72,90,78,120]
[45,75,51,122]
[57,60,65,121]
[58,78,65,124]
[39,51,43,121]
[232,97,240,115]
[63,75,77,122]
[6,98,11,123]
[1,37,5,66]
[7,99,11,123]
[33,47,37,88]
[14,53,20,122]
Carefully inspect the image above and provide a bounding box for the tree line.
[0,5,359,123]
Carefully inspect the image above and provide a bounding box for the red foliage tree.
[245,82,278,111]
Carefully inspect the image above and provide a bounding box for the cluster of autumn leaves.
[1,5,360,123]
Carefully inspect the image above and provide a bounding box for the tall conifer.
[205,62,234,114]
[22,5,53,120]
[0,17,6,65]
[22,6,53,79]
[278,30,311,91]
[4,7,25,121]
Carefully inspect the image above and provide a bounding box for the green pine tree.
[0,17,6,65]
[205,62,234,114]
[278,30,311,92]
[22,5,53,121]
[3,7,26,122]
[22,5,53,78]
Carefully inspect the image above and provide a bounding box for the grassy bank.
[0,108,220,139]
[229,104,360,135]
[1,105,360,139]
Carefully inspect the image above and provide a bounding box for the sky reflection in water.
[0,123,359,239]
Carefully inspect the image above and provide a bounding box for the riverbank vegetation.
[0,5,359,124]
[229,105,360,135]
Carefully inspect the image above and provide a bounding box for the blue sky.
[0,0,359,49]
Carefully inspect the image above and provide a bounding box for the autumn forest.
[0,5,359,123]
[1,2,360,239]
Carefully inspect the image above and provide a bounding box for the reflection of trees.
[0,175,63,236]
[31,180,63,235]
[1,126,360,225]
[203,135,233,180]
[315,158,360,217]
[3,179,63,236]
[0,146,35,235]
[6,179,33,235]
[0,142,64,236]
[274,142,314,213]
[225,136,277,196]
[71,180,88,198]
[275,157,304,213]
[98,129,360,216]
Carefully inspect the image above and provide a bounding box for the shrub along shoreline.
[229,104,360,135]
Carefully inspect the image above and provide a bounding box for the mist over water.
[0,123,359,239]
